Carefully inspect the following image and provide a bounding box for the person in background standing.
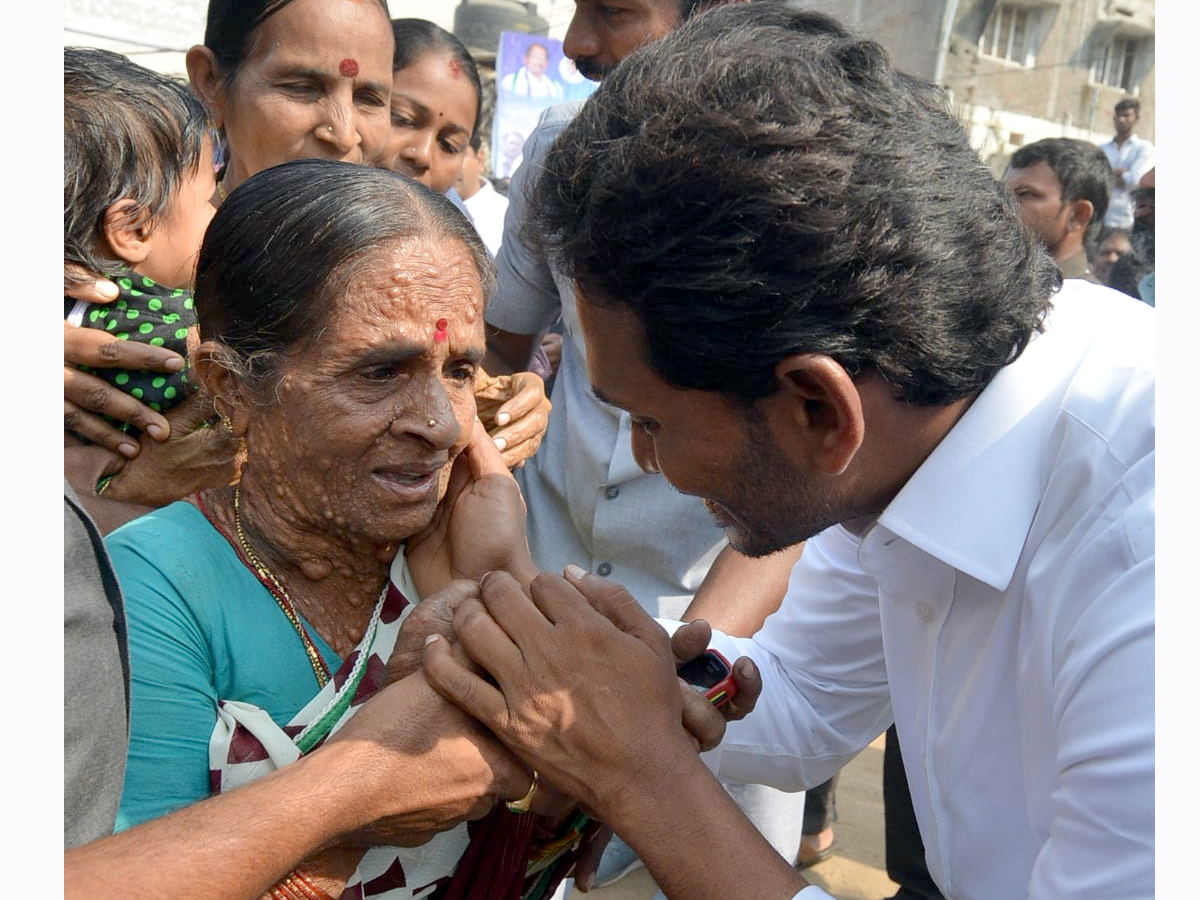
[1098,97,1154,229]
[454,139,509,258]
[1002,137,1110,281]
[1090,226,1132,286]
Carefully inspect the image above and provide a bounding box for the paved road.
[558,733,899,900]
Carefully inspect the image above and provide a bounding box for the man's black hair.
[1115,97,1141,115]
[64,47,210,281]
[1010,137,1112,246]
[532,3,1059,406]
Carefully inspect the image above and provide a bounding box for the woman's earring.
[221,415,234,434]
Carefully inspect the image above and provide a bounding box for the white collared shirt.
[460,178,509,258]
[490,102,808,865]
[1099,133,1155,228]
[702,280,1155,900]
[500,66,564,101]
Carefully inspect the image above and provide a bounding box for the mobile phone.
[677,649,738,709]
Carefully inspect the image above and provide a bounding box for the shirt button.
[604,485,620,500]
[918,602,935,622]
[597,562,613,577]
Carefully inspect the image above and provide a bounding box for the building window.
[1094,35,1148,92]
[979,3,1040,66]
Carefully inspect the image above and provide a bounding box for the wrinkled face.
[563,0,683,82]
[577,293,837,557]
[1003,160,1071,255]
[1093,232,1132,281]
[214,0,393,187]
[140,137,219,289]
[1114,107,1139,137]
[243,236,486,544]
[384,51,479,195]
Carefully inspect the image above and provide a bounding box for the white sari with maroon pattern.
[207,553,470,899]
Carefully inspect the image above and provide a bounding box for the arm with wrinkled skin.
[66,669,538,900]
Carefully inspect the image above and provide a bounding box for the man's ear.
[768,354,865,476]
[1066,198,1095,233]
[193,341,250,437]
[101,200,155,267]
[186,45,226,128]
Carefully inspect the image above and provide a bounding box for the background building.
[800,0,1154,172]
[64,0,1154,174]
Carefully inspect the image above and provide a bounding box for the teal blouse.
[106,501,345,832]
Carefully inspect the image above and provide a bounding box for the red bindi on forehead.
[434,318,449,343]
[339,58,359,78]
[448,58,462,77]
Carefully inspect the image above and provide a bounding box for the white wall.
[958,100,1111,173]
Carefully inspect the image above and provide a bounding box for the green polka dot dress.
[72,273,198,416]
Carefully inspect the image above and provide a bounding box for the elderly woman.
[108,160,558,899]
[64,0,547,521]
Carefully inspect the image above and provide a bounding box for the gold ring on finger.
[505,770,540,814]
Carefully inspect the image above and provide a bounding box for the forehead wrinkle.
[243,0,391,75]
[325,241,484,333]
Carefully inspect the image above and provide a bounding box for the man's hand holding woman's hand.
[421,568,760,823]
[323,659,552,849]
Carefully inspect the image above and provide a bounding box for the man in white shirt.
[499,42,564,101]
[1098,97,1155,228]
[484,0,808,887]
[452,140,508,258]
[425,6,1154,900]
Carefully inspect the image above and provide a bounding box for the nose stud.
[427,418,438,428]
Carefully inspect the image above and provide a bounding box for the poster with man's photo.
[491,32,597,180]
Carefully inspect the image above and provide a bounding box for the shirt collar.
[1057,250,1094,280]
[872,282,1094,590]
